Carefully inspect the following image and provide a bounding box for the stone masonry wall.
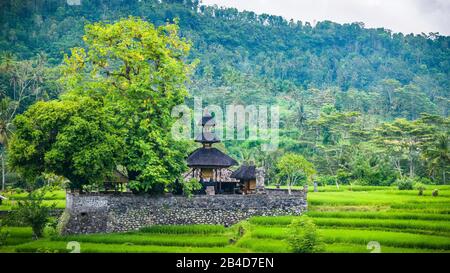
[62,190,307,234]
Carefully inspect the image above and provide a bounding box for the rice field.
[0,190,66,211]
[1,185,450,253]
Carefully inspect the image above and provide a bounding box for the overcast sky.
[201,0,450,35]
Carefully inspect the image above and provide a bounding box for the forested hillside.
[1,0,449,110]
[0,0,448,188]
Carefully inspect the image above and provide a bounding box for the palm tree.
[239,149,254,164]
[423,134,449,184]
[0,98,15,191]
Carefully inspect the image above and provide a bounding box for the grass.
[306,211,450,221]
[313,217,450,233]
[267,185,394,192]
[249,226,450,250]
[0,190,66,211]
[3,190,66,200]
[2,185,450,253]
[236,237,289,253]
[308,191,448,206]
[53,233,230,247]
[139,224,227,235]
[249,216,298,226]
[15,240,248,253]
[319,228,450,250]
[243,185,450,252]
[324,243,450,253]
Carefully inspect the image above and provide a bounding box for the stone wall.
[62,191,307,234]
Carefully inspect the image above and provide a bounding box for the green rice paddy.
[1,185,450,253]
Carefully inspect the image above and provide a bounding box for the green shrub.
[286,216,321,253]
[230,221,251,243]
[183,179,202,197]
[7,190,56,239]
[336,169,352,185]
[414,177,435,185]
[414,183,426,196]
[0,225,9,246]
[432,189,439,197]
[317,175,336,186]
[351,179,370,186]
[396,178,413,190]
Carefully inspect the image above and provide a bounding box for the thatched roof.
[105,169,129,183]
[187,147,238,168]
[231,165,256,180]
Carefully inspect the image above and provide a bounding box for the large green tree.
[277,153,316,194]
[422,134,449,184]
[8,97,123,190]
[60,17,194,193]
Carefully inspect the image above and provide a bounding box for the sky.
[201,0,450,36]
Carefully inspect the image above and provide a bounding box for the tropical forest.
[0,0,449,255]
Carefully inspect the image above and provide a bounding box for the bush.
[285,216,321,253]
[0,225,9,246]
[414,182,425,196]
[352,178,370,186]
[231,220,251,243]
[4,172,23,189]
[129,181,166,195]
[336,169,352,185]
[183,179,202,197]
[432,189,439,197]
[170,179,183,195]
[414,177,435,185]
[317,175,336,186]
[8,190,56,239]
[396,178,413,190]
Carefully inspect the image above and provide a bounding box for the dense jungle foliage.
[0,0,448,191]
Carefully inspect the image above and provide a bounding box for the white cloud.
[201,0,450,35]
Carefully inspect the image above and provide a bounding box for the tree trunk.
[288,177,292,195]
[443,162,446,185]
[409,155,414,178]
[394,158,403,179]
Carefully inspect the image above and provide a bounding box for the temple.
[185,110,264,195]
[231,164,257,194]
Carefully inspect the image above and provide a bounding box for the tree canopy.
[277,153,316,194]
[0,1,448,189]
[8,97,123,190]
[8,17,194,192]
